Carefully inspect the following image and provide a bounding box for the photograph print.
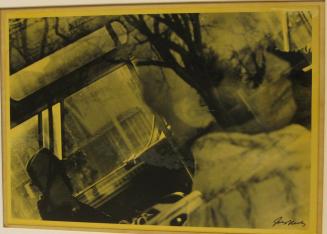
[2,2,323,233]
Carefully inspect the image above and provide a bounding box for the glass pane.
[10,115,41,219]
[63,65,155,193]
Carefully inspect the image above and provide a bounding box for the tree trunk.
[196,80,254,129]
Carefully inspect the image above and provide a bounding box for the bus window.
[62,64,156,193]
[10,115,41,219]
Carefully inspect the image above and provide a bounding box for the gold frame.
[0,1,325,233]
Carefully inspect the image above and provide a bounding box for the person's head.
[26,148,72,195]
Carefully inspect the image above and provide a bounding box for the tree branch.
[135,59,171,67]
[181,14,192,40]
[10,35,27,64]
[190,13,202,53]
[40,18,49,57]
[21,19,32,63]
[149,14,191,48]
[153,16,160,35]
[124,14,201,90]
[54,17,71,43]
[124,15,189,64]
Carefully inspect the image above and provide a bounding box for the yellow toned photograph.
[0,1,325,234]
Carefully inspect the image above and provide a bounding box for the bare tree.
[9,14,269,127]
[124,14,267,127]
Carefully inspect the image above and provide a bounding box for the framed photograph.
[0,1,325,233]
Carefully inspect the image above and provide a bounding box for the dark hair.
[26,148,73,195]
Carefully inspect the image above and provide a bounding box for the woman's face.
[218,48,297,133]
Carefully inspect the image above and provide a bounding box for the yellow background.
[0,1,324,234]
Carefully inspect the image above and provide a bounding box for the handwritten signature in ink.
[272,216,305,227]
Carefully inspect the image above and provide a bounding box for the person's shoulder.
[37,196,52,220]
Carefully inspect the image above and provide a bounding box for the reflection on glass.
[63,65,155,193]
[10,115,41,219]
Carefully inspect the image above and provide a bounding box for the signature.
[272,216,305,227]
